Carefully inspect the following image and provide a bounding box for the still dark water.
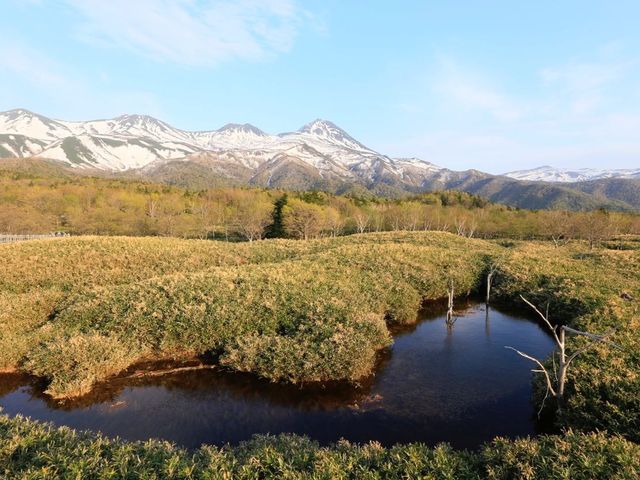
[0,301,555,449]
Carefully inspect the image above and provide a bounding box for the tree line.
[1,172,639,243]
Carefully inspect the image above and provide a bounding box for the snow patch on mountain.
[0,109,451,191]
[505,165,640,182]
[0,109,73,142]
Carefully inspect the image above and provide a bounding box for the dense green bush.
[23,334,141,398]
[1,413,638,479]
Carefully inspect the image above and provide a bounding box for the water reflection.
[0,301,556,449]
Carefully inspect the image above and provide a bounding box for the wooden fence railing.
[0,234,67,244]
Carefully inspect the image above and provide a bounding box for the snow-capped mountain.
[0,109,445,189]
[505,165,640,183]
[0,109,74,141]
[0,110,201,170]
[5,109,638,210]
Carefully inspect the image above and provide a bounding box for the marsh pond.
[0,301,555,449]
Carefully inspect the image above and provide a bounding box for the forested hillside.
[2,159,639,240]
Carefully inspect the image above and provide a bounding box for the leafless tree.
[146,198,159,218]
[547,210,571,247]
[506,295,618,414]
[323,207,344,237]
[579,210,613,250]
[486,262,499,306]
[196,201,215,239]
[354,212,370,234]
[454,217,467,237]
[467,218,478,238]
[372,208,386,232]
[446,279,456,328]
[402,203,422,231]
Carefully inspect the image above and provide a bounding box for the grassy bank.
[1,232,638,443]
[1,233,491,397]
[1,413,638,479]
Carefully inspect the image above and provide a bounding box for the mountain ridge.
[1,109,638,211]
[505,165,640,182]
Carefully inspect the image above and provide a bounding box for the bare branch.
[562,326,620,348]
[532,369,551,417]
[446,278,456,327]
[565,344,598,367]
[505,346,557,397]
[519,295,561,346]
[508,297,623,416]
[565,330,619,366]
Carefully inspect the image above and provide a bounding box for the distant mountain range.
[1,109,639,211]
[504,165,640,182]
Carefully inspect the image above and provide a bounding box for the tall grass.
[1,413,638,479]
[19,239,491,397]
[1,232,638,443]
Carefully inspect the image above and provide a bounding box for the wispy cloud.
[432,58,525,121]
[62,0,308,67]
[384,48,640,172]
[0,39,71,92]
[0,35,164,119]
[540,58,635,115]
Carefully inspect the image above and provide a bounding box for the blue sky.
[2,0,640,173]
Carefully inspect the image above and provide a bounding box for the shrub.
[1,414,638,479]
[22,334,140,398]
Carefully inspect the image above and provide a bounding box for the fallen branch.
[124,364,217,380]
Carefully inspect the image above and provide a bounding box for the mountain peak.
[0,109,70,141]
[114,114,165,125]
[298,119,343,134]
[107,114,185,140]
[217,123,266,136]
[297,119,370,152]
[5,108,34,117]
[3,108,53,123]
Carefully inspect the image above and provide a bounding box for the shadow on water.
[0,301,556,450]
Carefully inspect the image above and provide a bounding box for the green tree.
[283,198,324,240]
[266,194,288,238]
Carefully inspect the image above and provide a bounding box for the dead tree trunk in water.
[446,279,455,328]
[506,295,618,414]
[486,264,498,306]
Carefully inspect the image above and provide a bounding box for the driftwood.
[506,295,619,414]
[124,364,217,380]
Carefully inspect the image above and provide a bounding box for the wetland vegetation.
[0,302,555,450]
[1,177,639,477]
